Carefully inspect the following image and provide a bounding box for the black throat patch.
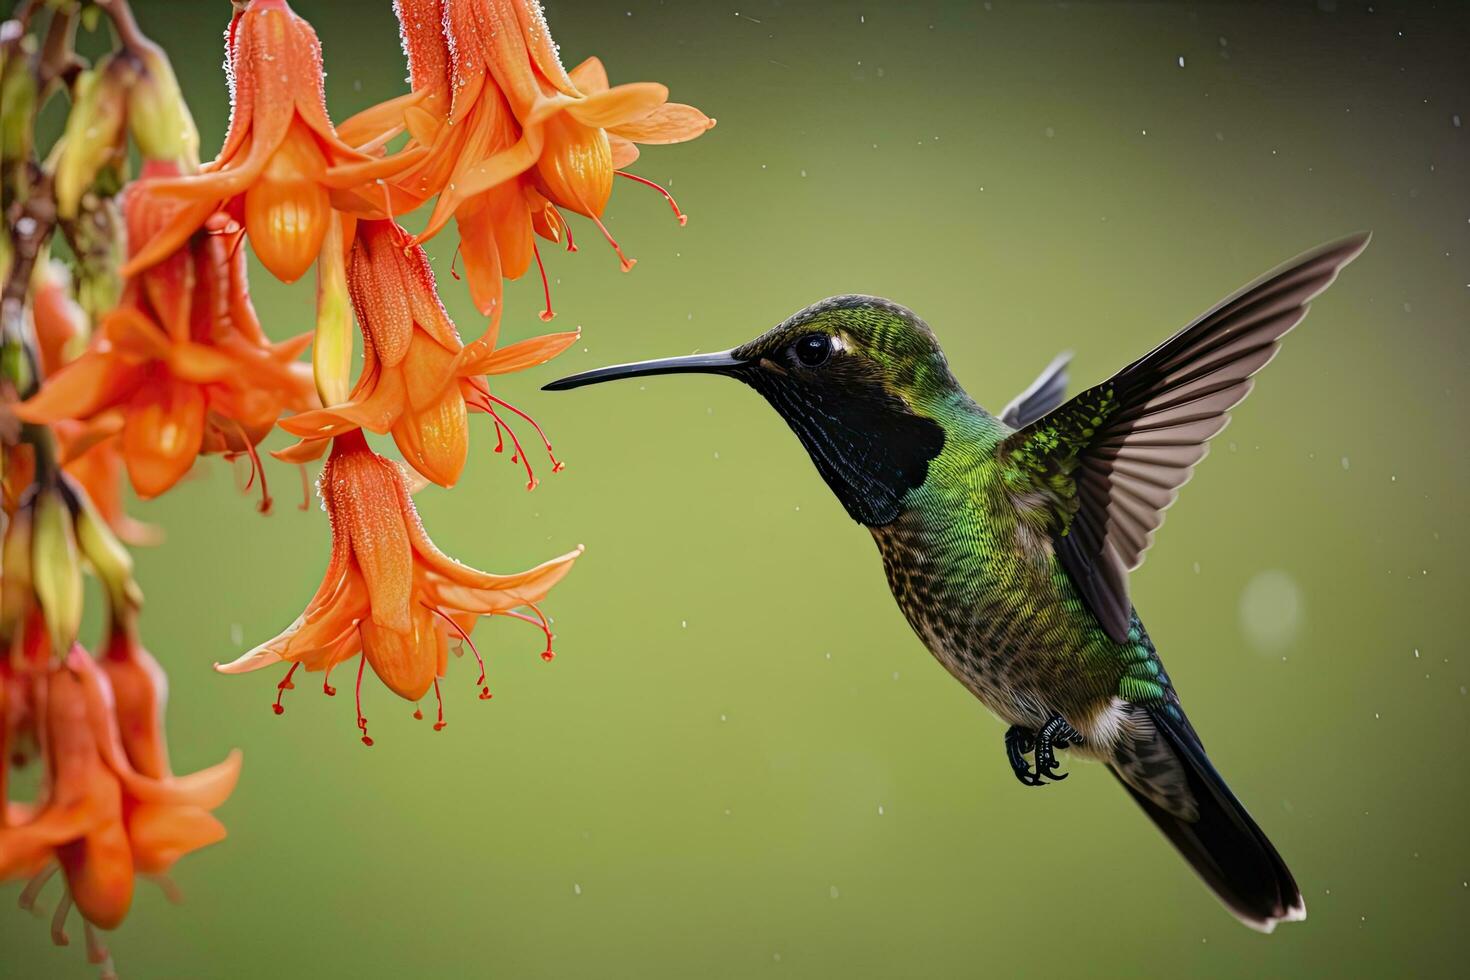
[740,370,946,527]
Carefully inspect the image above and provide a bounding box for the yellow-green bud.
[0,498,34,643]
[30,485,83,655]
[127,40,199,169]
[0,36,37,168]
[74,485,143,614]
[54,55,134,220]
[314,216,354,406]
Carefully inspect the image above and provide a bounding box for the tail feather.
[1111,706,1305,932]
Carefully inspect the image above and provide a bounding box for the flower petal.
[610,102,717,144]
[120,380,207,499]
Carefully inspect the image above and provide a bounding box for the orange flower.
[218,431,581,742]
[121,0,420,284]
[30,263,89,377]
[17,178,315,504]
[100,623,232,877]
[340,0,713,319]
[277,219,579,488]
[23,258,160,544]
[0,647,239,956]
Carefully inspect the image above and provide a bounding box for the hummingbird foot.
[1005,716,1083,787]
[1004,725,1040,786]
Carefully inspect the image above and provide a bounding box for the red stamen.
[617,170,688,226]
[322,664,337,697]
[590,213,636,272]
[226,418,273,514]
[502,603,555,661]
[532,241,556,321]
[484,393,563,474]
[554,207,578,252]
[50,891,71,946]
[449,241,463,281]
[432,678,446,731]
[154,875,185,905]
[354,646,373,746]
[19,865,58,912]
[484,401,536,490]
[413,706,423,720]
[273,662,299,714]
[424,603,491,699]
[297,464,310,510]
[84,921,111,966]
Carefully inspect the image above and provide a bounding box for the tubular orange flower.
[338,0,713,318]
[218,431,581,742]
[17,176,316,504]
[277,219,578,488]
[121,0,421,284]
[26,259,160,545]
[0,647,240,961]
[414,1,715,268]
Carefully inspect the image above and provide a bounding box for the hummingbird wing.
[999,351,1072,428]
[998,234,1369,642]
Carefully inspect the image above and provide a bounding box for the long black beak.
[542,349,747,391]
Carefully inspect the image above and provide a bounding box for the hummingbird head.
[544,295,955,526]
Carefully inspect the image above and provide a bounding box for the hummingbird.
[545,234,1368,931]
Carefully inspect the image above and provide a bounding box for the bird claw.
[1004,716,1082,788]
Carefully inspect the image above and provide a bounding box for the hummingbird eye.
[794,333,832,367]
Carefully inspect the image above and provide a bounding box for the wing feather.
[1001,234,1369,641]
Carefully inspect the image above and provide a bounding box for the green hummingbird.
[545,234,1368,931]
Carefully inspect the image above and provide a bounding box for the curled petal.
[609,102,717,144]
[458,329,580,377]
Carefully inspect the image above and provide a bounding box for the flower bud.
[29,485,83,655]
[314,215,353,405]
[0,35,37,170]
[73,483,144,615]
[54,55,135,220]
[0,495,34,644]
[66,192,125,323]
[127,40,199,169]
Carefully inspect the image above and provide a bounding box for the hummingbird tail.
[1109,706,1305,932]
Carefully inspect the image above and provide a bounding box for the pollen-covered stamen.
[273,662,300,715]
[424,602,492,699]
[353,642,373,747]
[50,890,72,946]
[617,171,688,227]
[531,241,555,322]
[431,678,446,731]
[19,864,58,912]
[590,213,636,272]
[501,602,555,661]
[484,392,563,474]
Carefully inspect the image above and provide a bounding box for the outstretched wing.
[1000,234,1369,642]
[1000,351,1072,429]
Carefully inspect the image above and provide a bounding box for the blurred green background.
[5,1,1468,977]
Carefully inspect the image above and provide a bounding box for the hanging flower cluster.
[2,0,710,974]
